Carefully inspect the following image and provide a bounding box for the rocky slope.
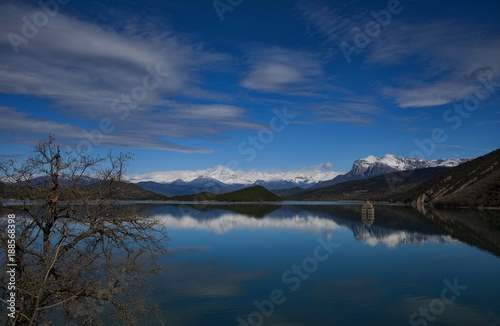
[409,149,500,208]
[289,149,499,209]
[314,154,469,188]
[287,167,451,202]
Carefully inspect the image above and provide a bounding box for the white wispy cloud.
[0,106,207,152]
[296,0,352,43]
[238,46,382,124]
[313,99,381,124]
[0,2,260,151]
[370,21,500,108]
[241,47,325,93]
[381,79,478,108]
[294,0,367,61]
[297,1,500,109]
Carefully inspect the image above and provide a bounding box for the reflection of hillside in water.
[125,203,500,255]
[135,203,280,219]
[294,204,458,248]
[128,203,500,255]
[417,206,500,257]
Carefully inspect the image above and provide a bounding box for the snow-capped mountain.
[129,165,340,189]
[351,154,468,176]
[129,154,470,196]
[314,154,469,188]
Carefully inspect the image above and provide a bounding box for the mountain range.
[129,154,469,196]
[312,154,469,188]
[288,149,500,208]
[4,151,496,208]
[129,165,339,186]
[131,166,339,196]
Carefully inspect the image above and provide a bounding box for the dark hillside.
[408,149,500,208]
[287,167,450,202]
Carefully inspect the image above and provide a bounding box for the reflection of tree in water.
[0,136,167,325]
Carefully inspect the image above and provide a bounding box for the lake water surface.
[140,203,500,326]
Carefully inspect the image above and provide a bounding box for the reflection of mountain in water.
[417,207,500,257]
[153,212,342,235]
[133,203,500,251]
[352,224,457,248]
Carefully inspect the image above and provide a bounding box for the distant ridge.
[136,177,236,196]
[0,180,169,202]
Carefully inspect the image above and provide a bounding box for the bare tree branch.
[0,136,168,325]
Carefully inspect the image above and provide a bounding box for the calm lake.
[136,202,500,326]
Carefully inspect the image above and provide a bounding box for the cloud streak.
[0,106,207,152]
[370,21,500,108]
[0,2,259,152]
[297,2,500,109]
[241,47,325,93]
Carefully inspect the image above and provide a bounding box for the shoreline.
[2,199,498,210]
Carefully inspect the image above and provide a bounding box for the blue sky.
[0,0,499,174]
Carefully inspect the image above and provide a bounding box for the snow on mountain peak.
[128,165,341,186]
[127,155,469,187]
[352,154,468,176]
[361,155,378,164]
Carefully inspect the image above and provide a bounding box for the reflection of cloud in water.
[153,213,342,234]
[153,212,460,248]
[353,226,460,248]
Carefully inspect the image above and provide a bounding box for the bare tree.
[0,135,167,325]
